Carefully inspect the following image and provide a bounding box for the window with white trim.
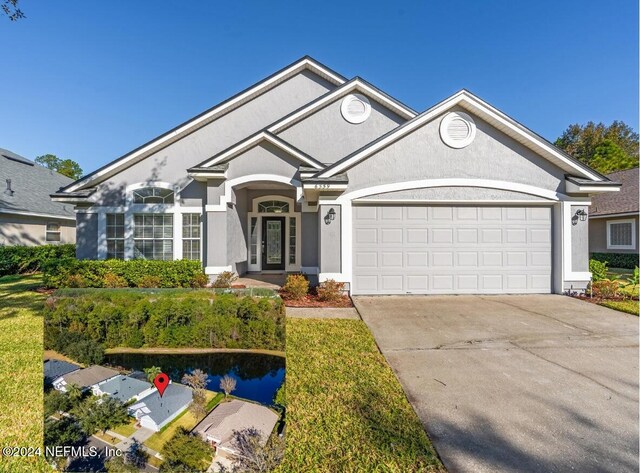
[289,217,296,265]
[258,200,289,213]
[250,217,258,265]
[607,219,636,250]
[133,214,173,260]
[132,187,174,204]
[45,222,61,242]
[106,213,125,259]
[182,213,201,260]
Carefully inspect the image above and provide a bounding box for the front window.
[250,217,258,265]
[258,200,289,213]
[607,220,635,250]
[106,213,125,259]
[289,217,296,264]
[132,187,174,204]
[182,214,201,260]
[46,223,61,242]
[133,214,173,260]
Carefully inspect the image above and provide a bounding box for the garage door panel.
[353,205,552,295]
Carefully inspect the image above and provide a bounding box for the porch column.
[318,204,341,276]
[205,210,229,275]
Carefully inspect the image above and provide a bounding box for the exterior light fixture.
[572,208,588,226]
[324,208,336,225]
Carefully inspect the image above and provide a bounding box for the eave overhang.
[565,175,621,194]
[50,188,96,204]
[187,164,229,181]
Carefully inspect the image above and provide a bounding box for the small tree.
[74,396,129,435]
[181,369,209,391]
[124,439,148,469]
[44,390,72,417]
[219,375,237,398]
[161,427,212,472]
[65,384,84,407]
[143,366,162,383]
[224,428,284,473]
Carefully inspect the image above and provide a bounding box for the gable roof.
[194,131,325,170]
[97,375,152,403]
[0,149,75,220]
[61,56,347,193]
[193,399,278,450]
[590,168,639,216]
[129,383,192,426]
[316,90,609,182]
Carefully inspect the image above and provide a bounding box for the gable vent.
[439,112,476,149]
[341,94,372,124]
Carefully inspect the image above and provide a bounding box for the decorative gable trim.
[60,57,346,193]
[317,90,608,182]
[197,131,325,170]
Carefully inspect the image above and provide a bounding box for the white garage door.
[352,205,552,295]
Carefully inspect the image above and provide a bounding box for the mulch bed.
[571,294,638,305]
[280,290,353,308]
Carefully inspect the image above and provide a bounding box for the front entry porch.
[235,273,286,289]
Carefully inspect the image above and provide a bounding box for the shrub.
[42,258,206,289]
[628,267,640,286]
[190,273,209,288]
[589,259,608,282]
[282,274,309,300]
[316,279,346,302]
[212,271,238,288]
[103,273,127,288]
[0,244,75,276]
[591,252,639,270]
[591,279,619,299]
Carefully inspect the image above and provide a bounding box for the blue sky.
[1,1,637,174]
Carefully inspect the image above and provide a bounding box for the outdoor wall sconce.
[572,208,588,226]
[324,207,336,225]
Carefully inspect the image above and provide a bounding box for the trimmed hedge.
[43,290,285,350]
[0,244,76,276]
[42,258,207,288]
[591,252,639,270]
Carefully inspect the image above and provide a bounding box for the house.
[51,57,620,294]
[589,168,639,260]
[92,375,154,404]
[43,359,81,385]
[1,148,76,246]
[53,365,119,392]
[193,399,279,457]
[128,382,192,432]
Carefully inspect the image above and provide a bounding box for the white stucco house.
[51,57,620,294]
[128,382,193,432]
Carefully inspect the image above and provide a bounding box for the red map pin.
[153,373,170,397]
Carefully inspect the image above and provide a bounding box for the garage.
[352,205,552,295]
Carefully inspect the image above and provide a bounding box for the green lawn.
[111,418,138,437]
[599,299,639,316]
[277,318,443,472]
[0,275,444,472]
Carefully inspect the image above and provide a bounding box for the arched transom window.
[132,187,174,204]
[258,200,289,213]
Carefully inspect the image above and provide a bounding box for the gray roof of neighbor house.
[590,168,639,217]
[0,148,75,219]
[97,375,152,403]
[44,359,81,384]
[61,365,120,389]
[193,399,279,450]
[129,383,192,426]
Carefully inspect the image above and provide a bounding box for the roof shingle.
[590,168,639,216]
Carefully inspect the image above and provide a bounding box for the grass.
[0,274,50,473]
[143,389,217,453]
[276,318,444,472]
[599,299,639,315]
[606,267,634,280]
[111,418,137,437]
[93,431,120,445]
[0,275,443,472]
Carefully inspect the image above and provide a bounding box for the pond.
[104,352,284,405]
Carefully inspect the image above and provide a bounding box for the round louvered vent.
[439,112,476,148]
[341,94,371,124]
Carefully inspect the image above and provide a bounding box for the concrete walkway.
[113,427,159,459]
[355,294,639,473]
[286,307,360,319]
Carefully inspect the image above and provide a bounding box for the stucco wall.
[225,142,301,182]
[344,108,566,196]
[589,216,639,254]
[302,212,318,268]
[0,213,75,246]
[319,204,341,273]
[279,97,405,164]
[570,205,589,272]
[76,213,97,259]
[88,71,335,207]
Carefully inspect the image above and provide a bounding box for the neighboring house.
[51,57,620,294]
[53,365,119,392]
[193,399,278,457]
[43,359,81,385]
[0,148,76,246]
[589,168,639,257]
[92,375,154,404]
[128,382,192,432]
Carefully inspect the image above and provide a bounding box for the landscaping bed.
[280,274,354,308]
[281,289,353,308]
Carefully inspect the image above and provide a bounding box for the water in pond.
[104,352,284,405]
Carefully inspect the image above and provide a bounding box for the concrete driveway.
[354,295,639,473]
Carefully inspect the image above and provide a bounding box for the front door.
[261,217,286,270]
